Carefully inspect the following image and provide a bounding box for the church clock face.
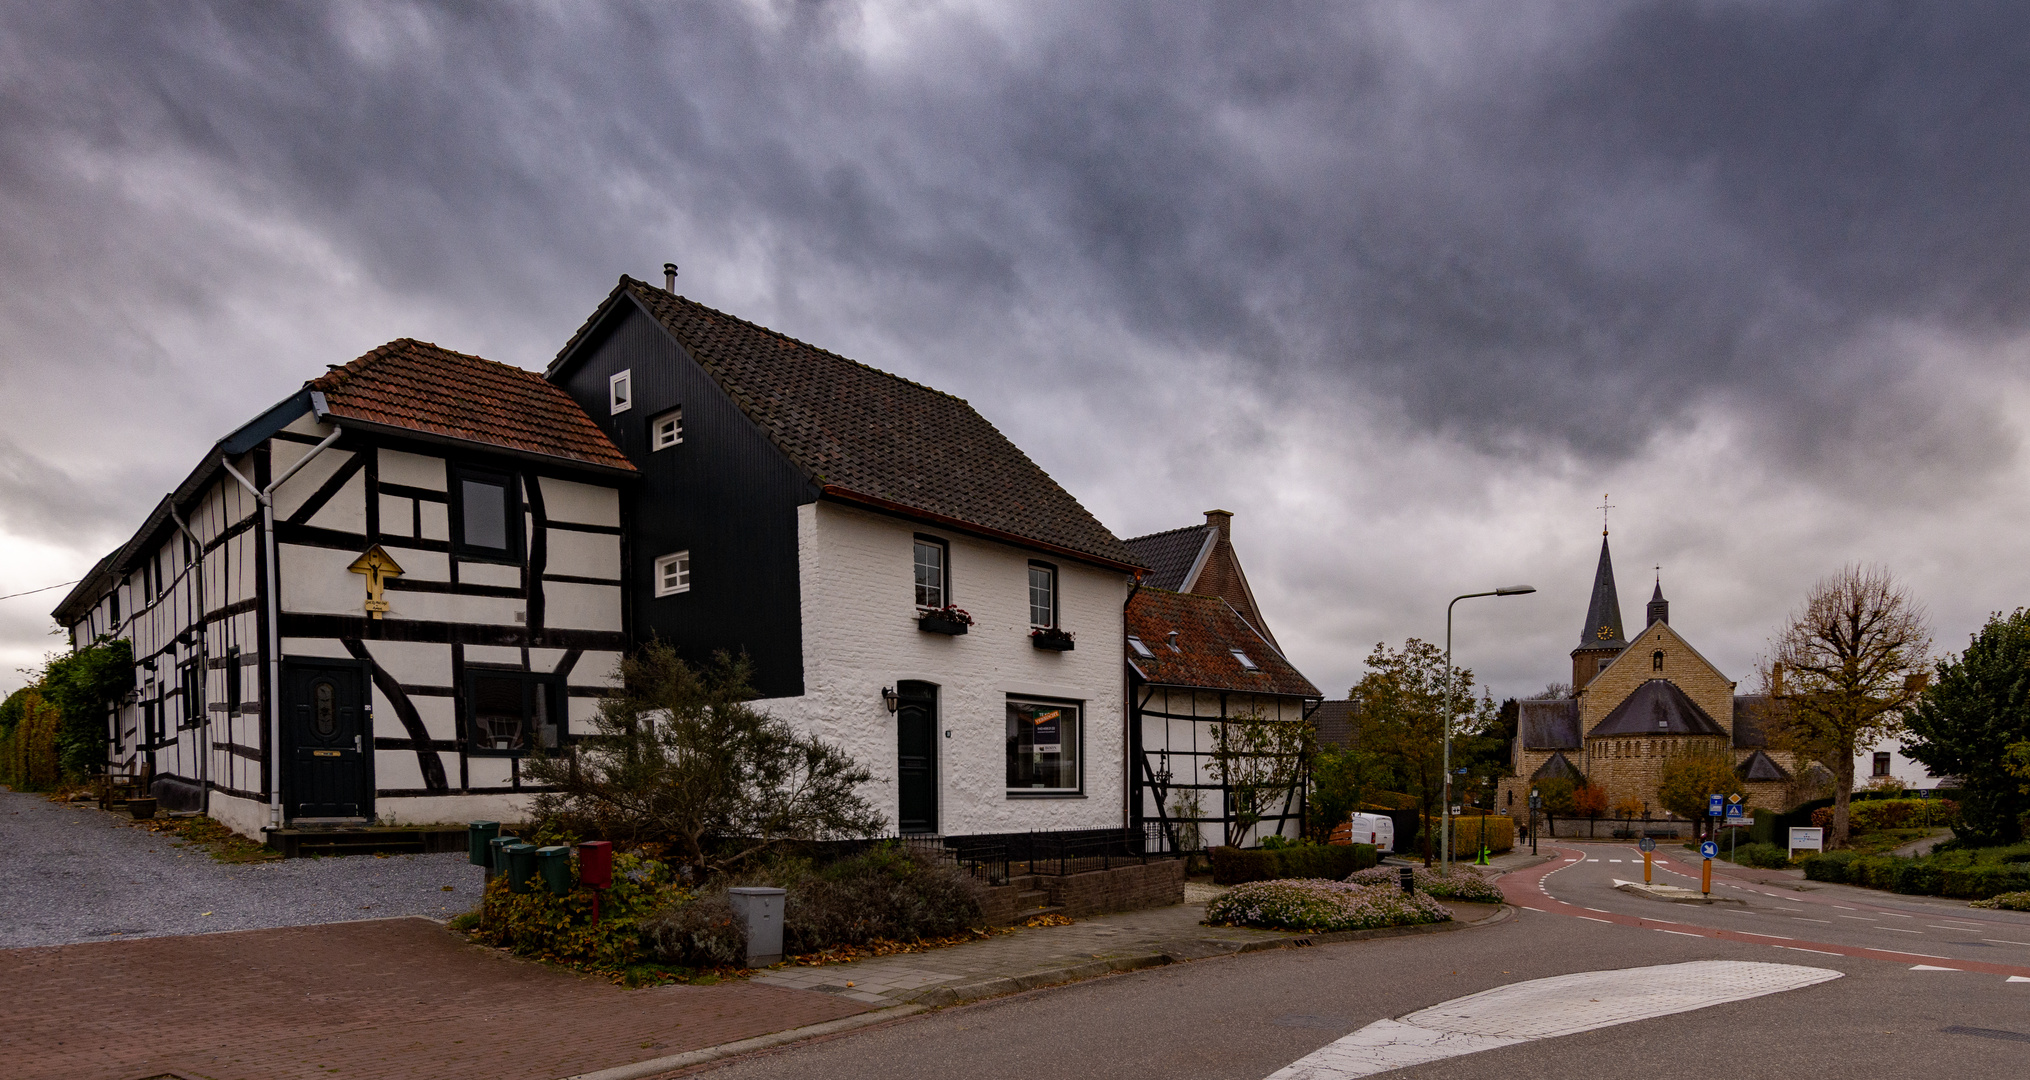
[1596,625,1616,640]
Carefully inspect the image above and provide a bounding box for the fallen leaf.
[200,912,212,917]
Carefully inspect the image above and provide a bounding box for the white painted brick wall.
[761,501,1130,836]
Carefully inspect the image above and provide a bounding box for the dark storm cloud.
[3,1,2028,504]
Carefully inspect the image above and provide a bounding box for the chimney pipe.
[664,263,679,291]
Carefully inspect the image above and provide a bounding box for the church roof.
[1518,698,1582,749]
[1530,751,1585,783]
[1732,695,1772,749]
[1737,750,1791,782]
[1589,679,1727,738]
[1575,535,1628,651]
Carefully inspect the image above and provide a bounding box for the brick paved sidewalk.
[0,917,867,1080]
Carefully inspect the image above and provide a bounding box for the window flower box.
[917,605,973,636]
[1029,627,1075,652]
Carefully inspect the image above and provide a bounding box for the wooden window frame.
[449,465,522,563]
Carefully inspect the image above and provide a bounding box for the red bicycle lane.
[1496,845,2030,979]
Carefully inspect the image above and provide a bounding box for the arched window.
[1652,650,1665,671]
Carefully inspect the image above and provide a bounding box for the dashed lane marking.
[1986,939,2030,947]
[1578,917,1611,924]
[1793,919,1831,923]
[1840,915,1876,921]
[1881,928,1924,934]
[1911,965,1958,971]
[1264,962,1841,1079]
[2009,976,2030,983]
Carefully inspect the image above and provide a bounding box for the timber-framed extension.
[52,340,636,837]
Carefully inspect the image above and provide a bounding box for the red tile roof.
[1125,588,1320,697]
[311,339,633,472]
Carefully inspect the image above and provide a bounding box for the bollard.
[1399,866,1415,894]
[536,846,572,896]
[728,887,787,967]
[467,821,500,868]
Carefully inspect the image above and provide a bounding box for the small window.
[913,537,947,609]
[1652,650,1664,671]
[1872,751,1892,778]
[1007,698,1081,793]
[1028,563,1057,628]
[180,657,204,728]
[651,408,683,450]
[655,551,691,596]
[467,671,563,754]
[453,470,517,558]
[1127,636,1154,658]
[1231,649,1258,670]
[609,370,633,414]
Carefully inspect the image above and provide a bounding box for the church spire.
[1648,569,1669,627]
[1576,534,1627,649]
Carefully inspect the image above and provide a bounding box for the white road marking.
[1882,913,1913,918]
[1985,939,2030,947]
[2008,976,2030,983]
[1783,947,1841,956]
[1609,859,1623,863]
[1910,965,1958,971]
[1264,962,1840,1079]
[1578,916,1611,924]
[1757,934,1794,940]
[1587,859,1601,862]
[1839,915,1875,921]
[1930,925,1982,931]
[1657,930,1702,937]
[1834,905,1857,910]
[1881,928,1923,934]
[1584,908,1609,913]
[1792,918,1830,923]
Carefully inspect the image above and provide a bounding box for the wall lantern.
[881,686,899,713]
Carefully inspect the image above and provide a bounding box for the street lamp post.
[1443,585,1536,874]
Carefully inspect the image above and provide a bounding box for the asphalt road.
[682,849,2030,1080]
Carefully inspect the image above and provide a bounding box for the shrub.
[1346,865,1504,903]
[642,892,747,967]
[1801,850,1860,883]
[1205,879,1451,932]
[1573,783,1610,819]
[469,852,685,972]
[1726,842,1792,869]
[1970,890,2030,911]
[1209,842,1377,884]
[769,844,984,953]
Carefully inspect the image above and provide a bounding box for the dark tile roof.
[559,278,1137,568]
[1577,535,1628,650]
[1312,700,1357,749]
[1589,679,1727,738]
[1518,698,1582,749]
[1732,695,1771,749]
[1531,751,1584,782]
[1125,588,1320,698]
[1737,749,1791,782]
[311,339,634,473]
[1123,524,1211,591]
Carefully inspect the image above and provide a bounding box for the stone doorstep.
[584,903,1514,1080]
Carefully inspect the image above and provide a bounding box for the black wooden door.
[896,682,938,835]
[283,660,371,819]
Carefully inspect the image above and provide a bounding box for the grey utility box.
[728,886,788,967]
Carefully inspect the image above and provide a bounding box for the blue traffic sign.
[1708,794,1724,815]
[1700,840,1719,859]
[1725,802,1745,819]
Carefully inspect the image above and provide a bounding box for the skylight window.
[1128,636,1154,658]
[1231,649,1258,670]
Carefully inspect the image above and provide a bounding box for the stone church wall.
[1577,622,1737,735]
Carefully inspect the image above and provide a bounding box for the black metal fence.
[815,827,1175,887]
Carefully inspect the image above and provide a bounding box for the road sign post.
[1699,839,1718,896]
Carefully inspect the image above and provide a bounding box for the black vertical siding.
[553,303,815,698]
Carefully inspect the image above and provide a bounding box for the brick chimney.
[1204,509,1233,539]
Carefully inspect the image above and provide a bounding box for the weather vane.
[1599,494,1615,536]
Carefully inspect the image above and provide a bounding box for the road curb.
[562,902,1515,1079]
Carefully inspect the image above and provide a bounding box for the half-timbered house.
[543,274,1143,836]
[52,340,634,838]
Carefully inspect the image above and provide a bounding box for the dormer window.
[609,369,633,414]
[651,408,682,450]
[1231,649,1258,670]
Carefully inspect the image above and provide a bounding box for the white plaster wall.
[1855,735,1952,791]
[379,493,414,537]
[360,640,452,686]
[546,530,621,579]
[459,561,521,588]
[539,477,620,526]
[306,468,368,534]
[277,543,367,615]
[209,790,269,841]
[544,582,623,631]
[271,446,352,520]
[761,500,1128,836]
[380,545,448,583]
[379,449,446,491]
[378,793,532,826]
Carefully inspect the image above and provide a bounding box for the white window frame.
[1027,562,1057,628]
[609,369,633,414]
[654,550,690,596]
[1127,636,1154,658]
[651,407,683,450]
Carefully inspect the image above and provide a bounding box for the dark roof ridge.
[1123,522,1211,543]
[309,337,537,390]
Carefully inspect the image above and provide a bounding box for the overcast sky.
[5,1,2029,704]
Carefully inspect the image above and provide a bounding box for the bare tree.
[1758,565,1931,849]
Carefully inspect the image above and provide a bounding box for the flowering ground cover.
[1346,864,1506,903]
[1204,878,1451,932]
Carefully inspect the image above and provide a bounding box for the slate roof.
[1737,750,1791,782]
[555,278,1138,569]
[1123,524,1211,591]
[1518,698,1582,749]
[311,339,634,473]
[1125,588,1319,698]
[1312,700,1357,749]
[1731,695,1771,749]
[1576,535,1628,650]
[1531,751,1584,782]
[1588,679,1727,738]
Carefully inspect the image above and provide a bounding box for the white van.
[1348,812,1395,854]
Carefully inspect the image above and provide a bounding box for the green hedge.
[1210,843,1378,885]
[1801,849,2030,899]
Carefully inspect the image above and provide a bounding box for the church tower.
[1571,533,1627,689]
[1647,576,1669,627]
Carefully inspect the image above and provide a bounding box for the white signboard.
[1788,827,1824,852]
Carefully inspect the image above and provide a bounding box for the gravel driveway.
[0,788,486,948]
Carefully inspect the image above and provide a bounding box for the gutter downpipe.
[169,507,208,814]
[221,420,344,831]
